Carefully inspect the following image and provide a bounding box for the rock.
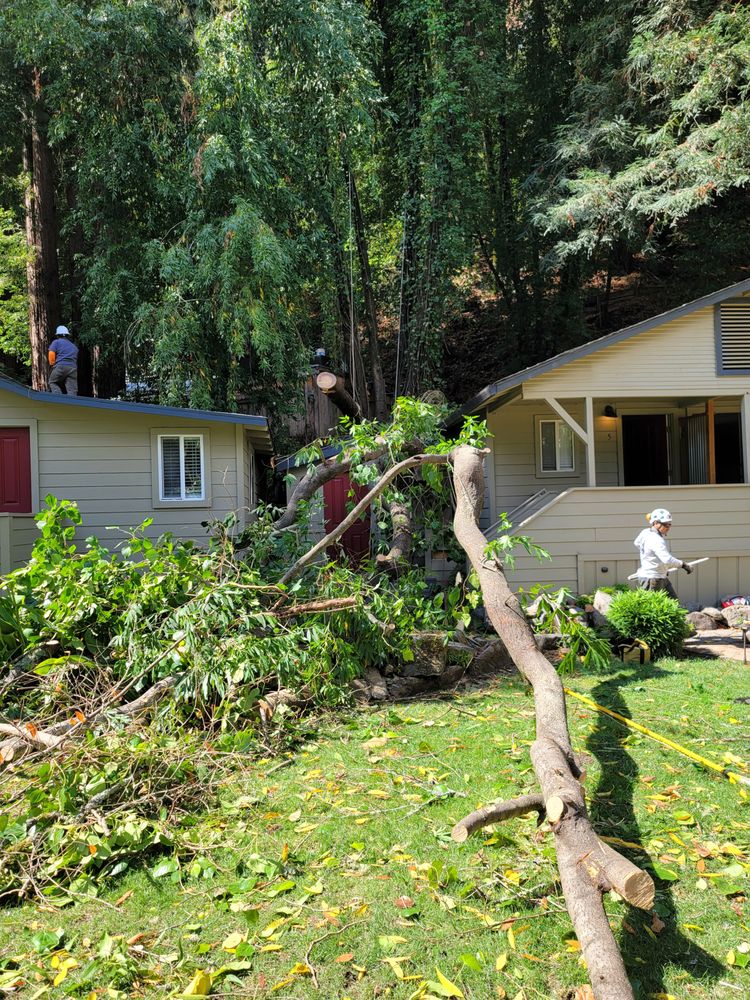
[682,601,703,613]
[686,611,718,632]
[469,638,516,677]
[535,633,563,651]
[587,590,615,632]
[593,590,614,616]
[387,675,433,699]
[351,679,371,704]
[701,606,726,626]
[438,663,468,689]
[444,640,475,668]
[723,604,750,628]
[364,667,388,701]
[401,631,448,677]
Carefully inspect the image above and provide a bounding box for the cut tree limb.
[450,445,651,1000]
[272,596,358,618]
[451,793,545,842]
[0,674,180,765]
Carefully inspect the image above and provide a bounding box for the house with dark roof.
[456,278,750,605]
[0,376,272,572]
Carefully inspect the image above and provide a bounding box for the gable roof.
[0,375,273,451]
[456,276,750,417]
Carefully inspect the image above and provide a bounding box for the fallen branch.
[273,596,358,618]
[272,440,388,533]
[279,452,450,587]
[0,674,181,766]
[450,445,652,1000]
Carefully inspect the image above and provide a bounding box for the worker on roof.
[48,324,79,396]
[633,508,693,600]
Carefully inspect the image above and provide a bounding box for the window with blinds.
[159,434,204,500]
[539,419,575,473]
[717,300,750,374]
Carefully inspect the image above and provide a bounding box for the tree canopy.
[2,0,749,424]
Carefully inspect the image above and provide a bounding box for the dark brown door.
[621,415,669,486]
[0,427,32,512]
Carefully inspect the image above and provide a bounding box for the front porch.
[521,392,750,490]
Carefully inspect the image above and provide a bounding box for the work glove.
[682,561,694,574]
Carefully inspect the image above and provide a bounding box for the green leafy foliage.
[607,588,692,659]
[0,207,28,364]
[484,513,550,570]
[2,494,473,714]
[523,586,613,674]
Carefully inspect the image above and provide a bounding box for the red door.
[323,473,371,563]
[0,427,32,513]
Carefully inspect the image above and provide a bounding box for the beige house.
[456,279,750,606]
[0,376,271,573]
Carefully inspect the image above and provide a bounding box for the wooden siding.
[0,514,38,573]
[0,391,243,553]
[243,433,255,518]
[524,300,750,398]
[503,484,750,606]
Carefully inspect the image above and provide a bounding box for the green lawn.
[2,657,749,999]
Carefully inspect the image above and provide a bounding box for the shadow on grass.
[586,664,723,998]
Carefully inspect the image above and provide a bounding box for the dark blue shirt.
[49,337,79,366]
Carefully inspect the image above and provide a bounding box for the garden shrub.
[606,589,692,659]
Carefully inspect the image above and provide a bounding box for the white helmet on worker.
[648,507,672,524]
[55,325,70,337]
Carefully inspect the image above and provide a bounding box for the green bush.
[607,589,692,659]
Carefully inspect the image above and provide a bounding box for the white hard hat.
[648,507,672,524]
[55,325,70,337]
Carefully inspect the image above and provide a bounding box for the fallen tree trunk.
[450,445,651,1000]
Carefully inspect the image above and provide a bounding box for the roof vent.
[718,300,750,374]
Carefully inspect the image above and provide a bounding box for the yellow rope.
[564,686,750,787]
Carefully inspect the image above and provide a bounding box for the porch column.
[585,396,596,487]
[743,393,750,484]
[542,395,596,487]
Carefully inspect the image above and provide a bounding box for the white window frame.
[538,418,575,474]
[150,428,212,508]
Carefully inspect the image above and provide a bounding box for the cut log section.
[315,370,359,420]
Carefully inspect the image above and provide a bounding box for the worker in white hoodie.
[633,508,693,600]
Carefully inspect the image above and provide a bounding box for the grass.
[1,656,749,999]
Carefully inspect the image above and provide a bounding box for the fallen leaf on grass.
[183,970,212,997]
[381,956,412,980]
[378,935,407,952]
[425,967,464,997]
[222,932,246,952]
[335,952,354,963]
[395,896,414,908]
[572,987,594,1000]
[650,914,665,934]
